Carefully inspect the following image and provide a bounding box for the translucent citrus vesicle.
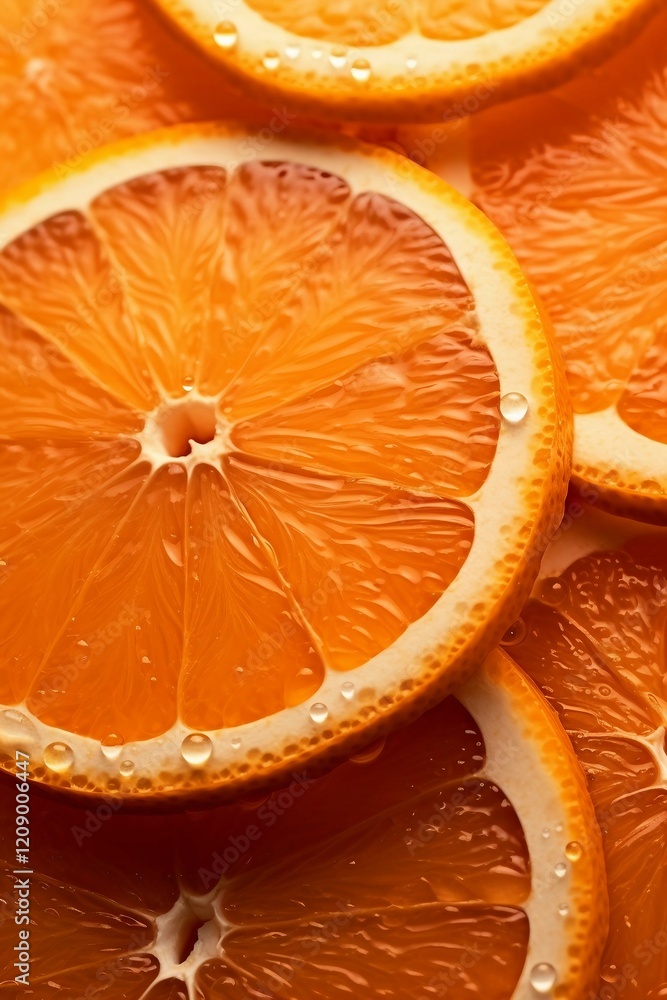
[0,124,569,797]
[0,653,606,998]
[244,0,549,44]
[506,506,667,998]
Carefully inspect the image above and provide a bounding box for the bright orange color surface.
[472,8,667,441]
[509,535,667,997]
[0,693,531,998]
[0,0,268,196]
[0,159,499,741]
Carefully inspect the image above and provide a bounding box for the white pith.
[110,656,596,999]
[0,124,560,790]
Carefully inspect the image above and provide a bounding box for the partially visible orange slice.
[0,123,569,799]
[0,0,267,196]
[463,7,667,521]
[505,501,667,997]
[150,0,659,122]
[0,652,607,998]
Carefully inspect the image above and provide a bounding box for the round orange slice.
[0,122,569,800]
[504,500,667,997]
[402,6,667,520]
[0,651,607,998]
[150,0,660,123]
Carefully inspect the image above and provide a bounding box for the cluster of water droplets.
[211,22,425,83]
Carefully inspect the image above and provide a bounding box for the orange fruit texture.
[0,0,279,196]
[505,501,667,998]
[467,5,667,519]
[0,651,607,998]
[149,0,661,123]
[0,122,569,799]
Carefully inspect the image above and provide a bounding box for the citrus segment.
[0,450,145,707]
[0,306,142,440]
[0,652,605,998]
[227,456,475,672]
[505,506,667,997]
[0,124,569,796]
[233,328,499,495]
[219,183,477,423]
[181,463,325,731]
[152,0,660,122]
[0,210,157,410]
[466,8,667,516]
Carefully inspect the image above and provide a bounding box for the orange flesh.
[471,9,667,437]
[0,694,531,998]
[0,0,272,198]
[246,0,548,44]
[0,161,499,739]
[508,541,667,997]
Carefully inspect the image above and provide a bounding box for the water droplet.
[230,737,242,750]
[119,760,135,777]
[529,962,557,993]
[542,828,550,839]
[213,21,238,49]
[329,47,347,69]
[558,902,569,916]
[340,681,356,700]
[351,58,371,82]
[101,733,124,760]
[565,840,583,862]
[44,742,74,773]
[309,702,329,724]
[500,618,526,646]
[182,375,195,392]
[406,56,418,70]
[500,391,529,424]
[181,733,213,766]
[0,709,37,744]
[554,862,567,878]
[539,577,567,606]
[599,685,612,698]
[312,48,323,59]
[262,50,280,70]
[285,43,300,59]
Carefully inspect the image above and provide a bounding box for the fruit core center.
[138,396,232,467]
[157,398,218,457]
[147,890,226,997]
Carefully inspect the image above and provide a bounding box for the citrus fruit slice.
[503,500,667,997]
[411,6,667,521]
[0,122,569,800]
[150,0,659,123]
[0,0,267,196]
[0,651,607,998]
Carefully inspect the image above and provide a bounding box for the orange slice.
[0,122,569,799]
[504,500,667,997]
[150,0,659,122]
[0,652,607,998]
[403,6,667,520]
[0,0,268,196]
